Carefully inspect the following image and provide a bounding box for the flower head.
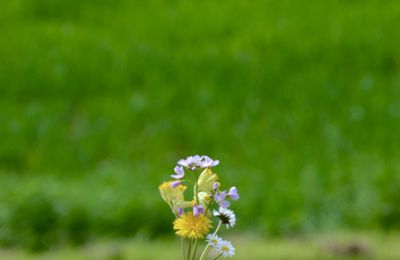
[206,233,222,247]
[173,212,212,239]
[193,204,204,216]
[171,181,182,188]
[171,166,185,179]
[177,155,219,171]
[228,187,239,201]
[213,182,220,190]
[213,207,236,229]
[214,191,230,208]
[199,155,220,168]
[177,155,202,170]
[216,240,235,257]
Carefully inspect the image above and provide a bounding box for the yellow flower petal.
[173,212,212,240]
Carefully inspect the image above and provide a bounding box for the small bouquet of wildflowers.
[159,155,239,259]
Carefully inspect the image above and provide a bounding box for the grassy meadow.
[2,232,400,259]
[1,0,400,254]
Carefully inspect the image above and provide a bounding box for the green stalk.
[212,253,223,260]
[192,171,200,260]
[204,199,212,217]
[191,239,198,260]
[199,221,222,260]
[195,170,200,204]
[181,238,186,260]
[187,239,192,260]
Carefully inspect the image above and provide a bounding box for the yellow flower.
[196,168,218,194]
[159,181,186,208]
[173,212,212,240]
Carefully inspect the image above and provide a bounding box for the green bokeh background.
[1,0,400,251]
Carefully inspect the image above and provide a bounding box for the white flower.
[216,240,235,257]
[213,207,236,228]
[206,233,222,247]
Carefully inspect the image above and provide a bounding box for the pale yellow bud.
[159,181,186,208]
[198,192,211,207]
[196,168,218,194]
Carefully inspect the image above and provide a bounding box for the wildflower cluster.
[159,155,239,259]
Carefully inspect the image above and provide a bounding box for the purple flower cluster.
[171,155,219,179]
[214,186,239,208]
[193,204,205,216]
[178,155,219,170]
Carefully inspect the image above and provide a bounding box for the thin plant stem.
[199,221,222,260]
[181,238,186,260]
[212,253,223,260]
[191,239,198,260]
[191,171,200,260]
[213,221,222,235]
[195,171,200,204]
[204,199,213,216]
[187,239,192,260]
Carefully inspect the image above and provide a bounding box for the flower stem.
[187,239,192,260]
[181,238,185,260]
[212,253,223,260]
[191,239,198,260]
[199,221,222,260]
[195,171,200,204]
[214,221,222,235]
[191,171,201,260]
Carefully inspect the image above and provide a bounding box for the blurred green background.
[1,0,400,253]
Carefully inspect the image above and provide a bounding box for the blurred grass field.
[2,232,400,259]
[1,0,400,252]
